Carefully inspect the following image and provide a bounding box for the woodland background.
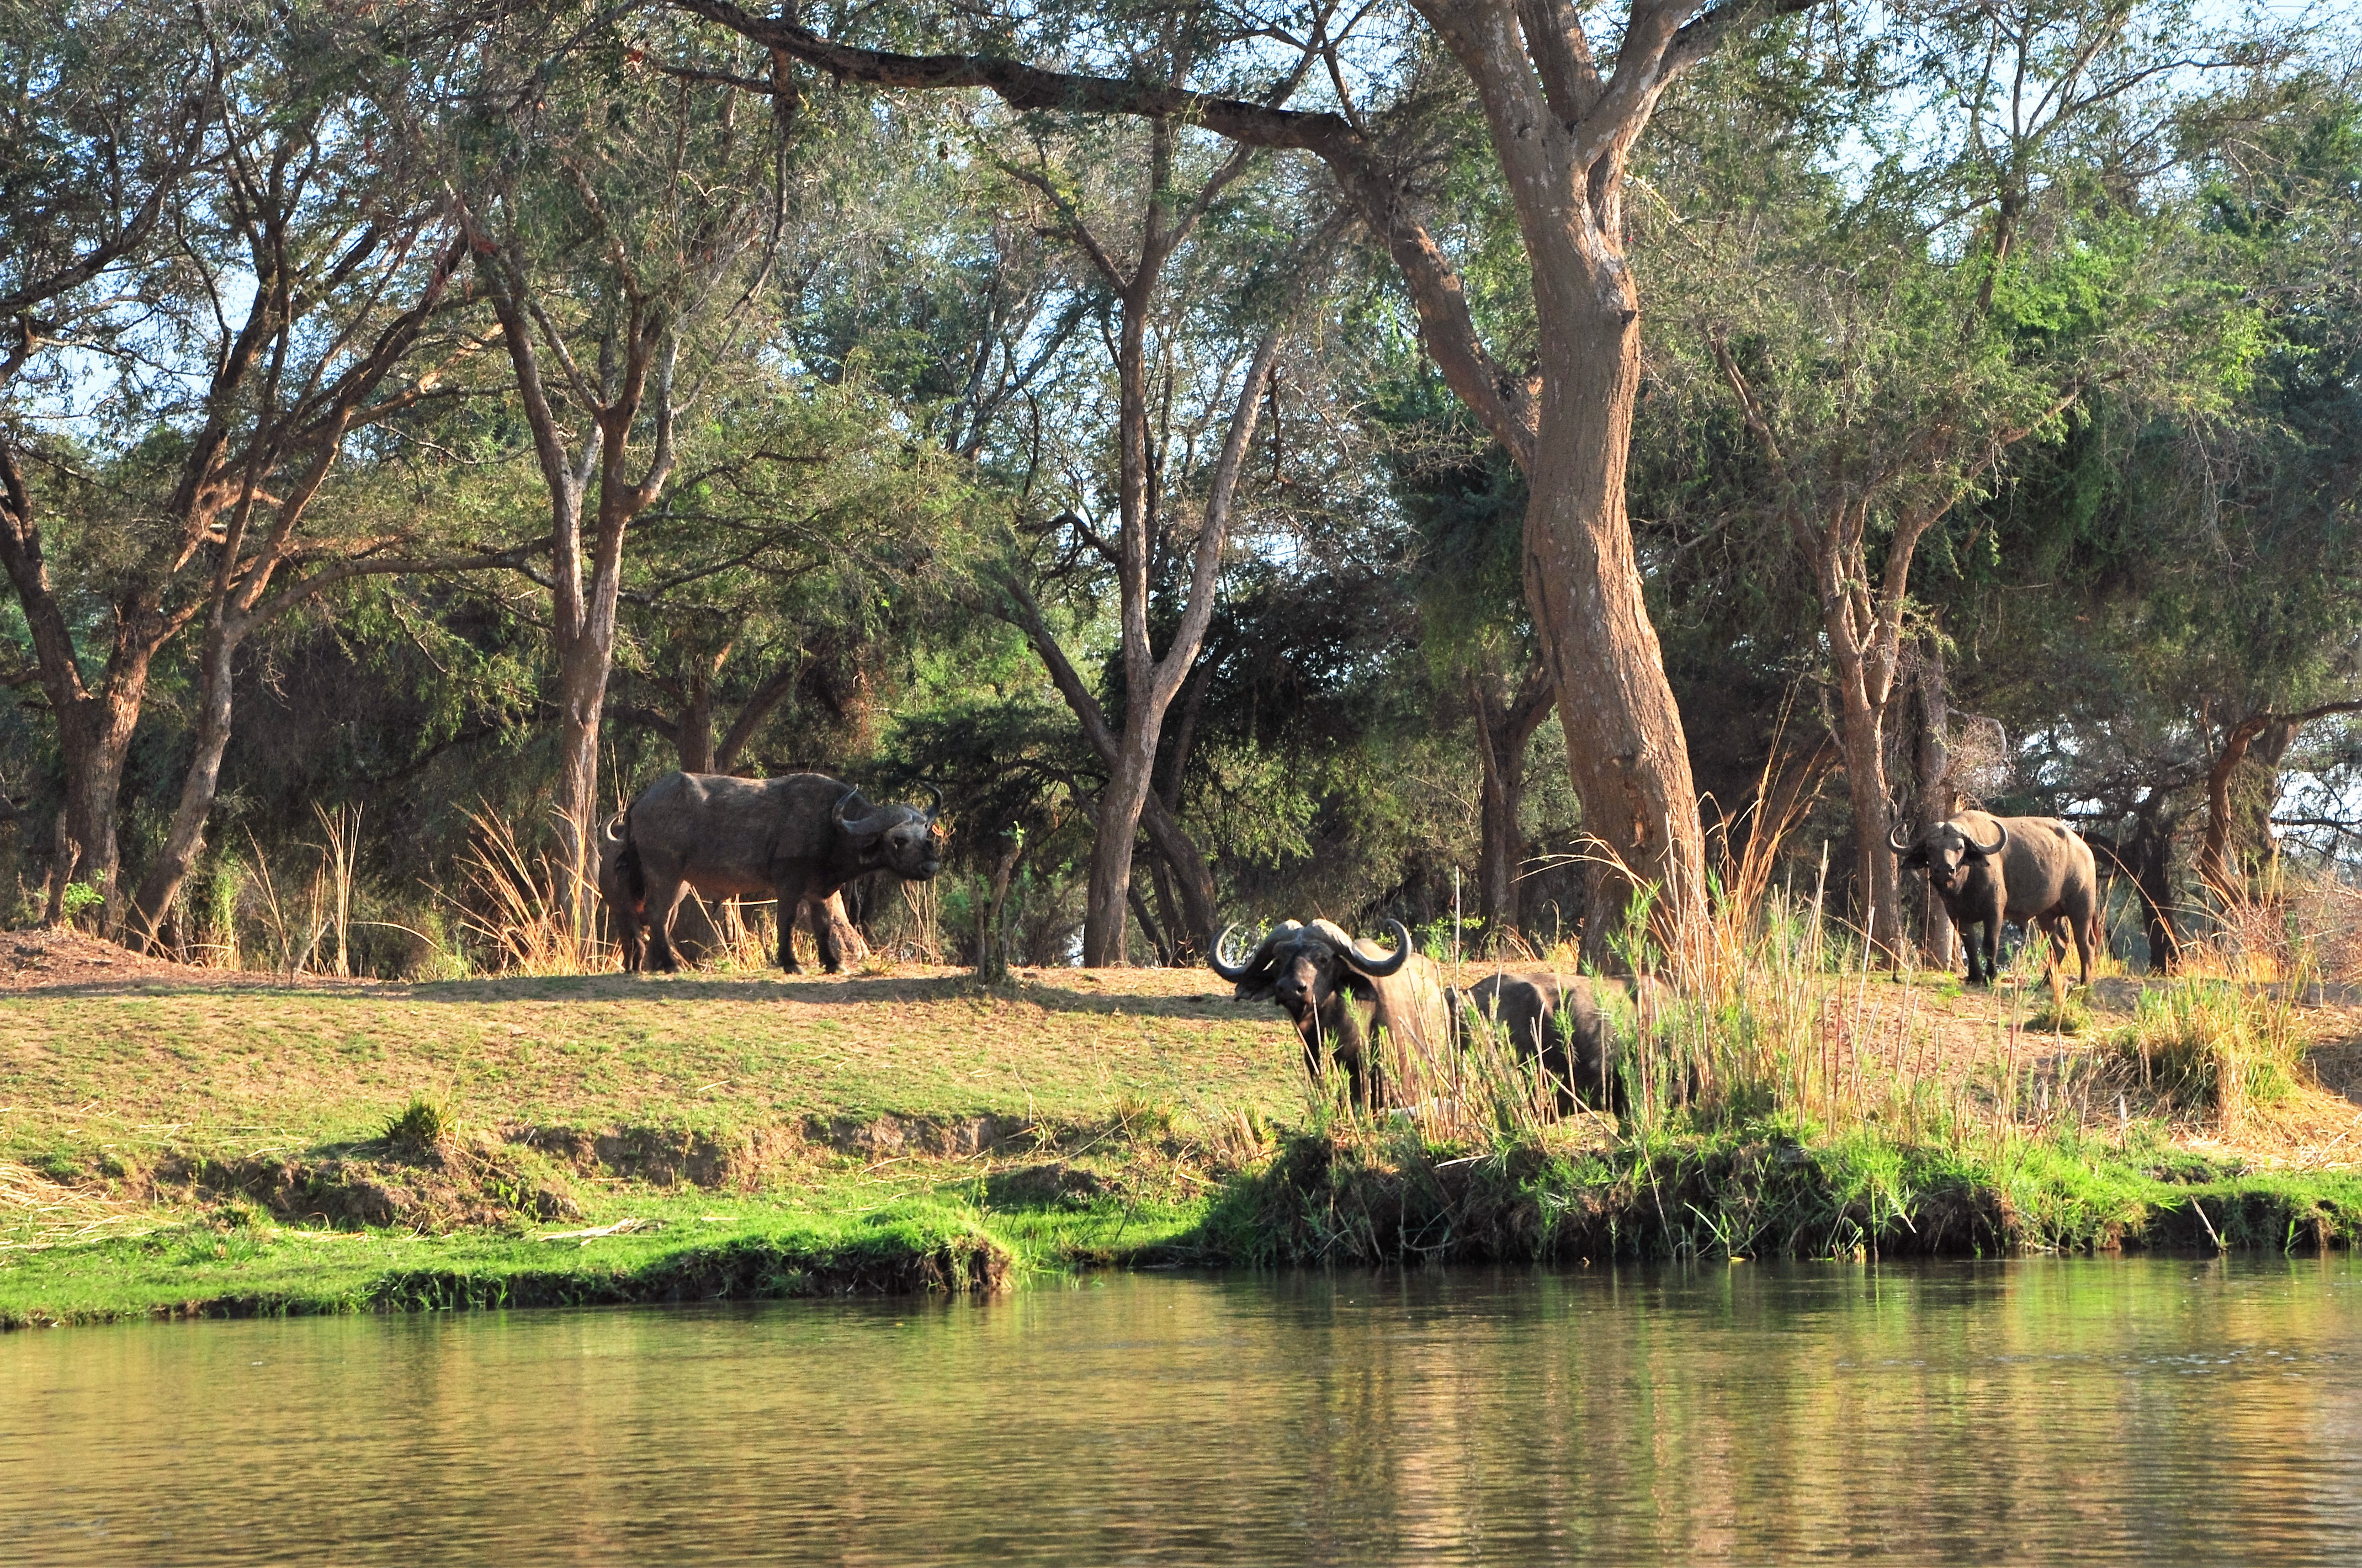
[2,0,2358,977]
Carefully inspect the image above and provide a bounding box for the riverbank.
[9,932,2362,1327]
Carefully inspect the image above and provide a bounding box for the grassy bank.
[1202,1123,2362,1267]
[7,930,2362,1327]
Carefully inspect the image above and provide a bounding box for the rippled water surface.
[6,1259,2362,1564]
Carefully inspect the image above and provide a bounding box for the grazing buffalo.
[1208,918,1449,1107]
[1452,968,1666,1114]
[607,772,942,974]
[1891,811,2100,986]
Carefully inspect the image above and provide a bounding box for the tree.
[0,0,214,918]
[980,98,1330,963]
[1659,0,2273,955]
[449,8,785,927]
[670,0,1848,963]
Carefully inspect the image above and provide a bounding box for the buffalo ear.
[1899,848,1928,869]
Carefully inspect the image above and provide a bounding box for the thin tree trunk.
[2127,795,2180,972]
[127,623,241,944]
[677,652,720,775]
[1001,576,1223,953]
[1471,663,1552,949]
[1080,324,1282,965]
[1913,636,1957,965]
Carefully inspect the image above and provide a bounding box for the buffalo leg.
[812,895,846,974]
[772,883,803,974]
[641,879,687,973]
[1963,918,1994,985]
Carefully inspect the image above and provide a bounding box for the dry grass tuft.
[454,805,615,976]
[0,1162,163,1252]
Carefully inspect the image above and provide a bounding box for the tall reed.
[453,805,614,975]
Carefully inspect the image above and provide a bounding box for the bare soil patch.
[0,926,367,992]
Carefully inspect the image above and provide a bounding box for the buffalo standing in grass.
[1209,919,1448,1108]
[606,772,942,974]
[1452,968,1666,1114]
[1890,811,2099,987]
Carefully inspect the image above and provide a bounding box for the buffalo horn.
[1966,818,2009,857]
[1206,923,1267,983]
[832,788,896,839]
[1887,821,1915,854]
[915,782,943,821]
[1344,918,1416,977]
[602,813,628,844]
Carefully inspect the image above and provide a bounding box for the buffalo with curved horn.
[1209,918,1448,1107]
[606,772,943,974]
[1891,812,2099,986]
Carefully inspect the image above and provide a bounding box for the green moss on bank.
[1192,1126,2362,1266]
[0,1198,1014,1328]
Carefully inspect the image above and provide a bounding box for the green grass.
[0,969,1298,1169]
[6,962,2361,1327]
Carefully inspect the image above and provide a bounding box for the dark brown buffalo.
[1451,968,1666,1113]
[607,772,941,974]
[1891,811,2100,986]
[1208,918,1448,1108]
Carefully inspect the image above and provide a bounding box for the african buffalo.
[1891,811,2100,986]
[607,772,942,974]
[1452,968,1666,1114]
[1208,918,1449,1108]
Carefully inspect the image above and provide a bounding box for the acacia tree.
[1663,0,2270,955]
[2,2,493,931]
[0,1,214,916]
[671,0,1843,960]
[449,9,784,924]
[971,89,1319,964]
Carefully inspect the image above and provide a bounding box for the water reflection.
[3,1258,2358,1565]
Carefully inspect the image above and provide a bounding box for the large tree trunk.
[1528,281,1706,966]
[1081,701,1157,966]
[1912,636,1957,965]
[47,680,147,927]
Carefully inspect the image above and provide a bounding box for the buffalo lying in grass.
[1451,968,1665,1114]
[1891,812,2099,986]
[1209,918,1448,1108]
[607,772,942,974]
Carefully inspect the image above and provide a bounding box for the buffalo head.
[1889,815,2008,896]
[1208,917,1413,1026]
[834,784,944,881]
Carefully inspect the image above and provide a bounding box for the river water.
[4,1258,2360,1564]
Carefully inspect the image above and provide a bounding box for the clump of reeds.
[2115,977,2310,1128]
[453,805,615,975]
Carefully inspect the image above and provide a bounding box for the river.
[4,1258,2359,1564]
